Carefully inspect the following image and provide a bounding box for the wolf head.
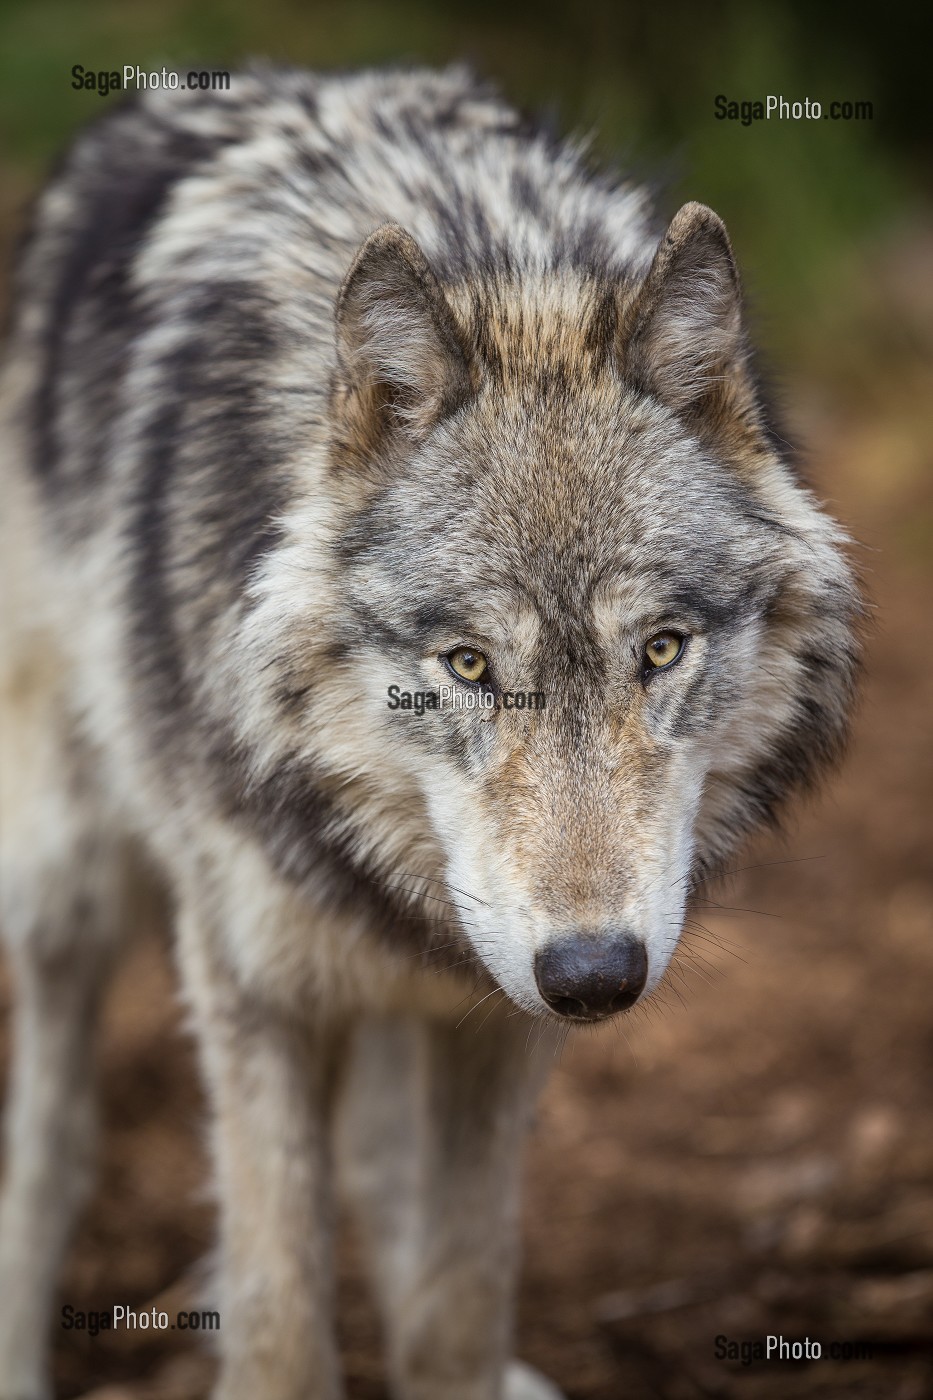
[249,204,860,1022]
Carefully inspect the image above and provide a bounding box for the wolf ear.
[334,224,473,456]
[620,203,745,415]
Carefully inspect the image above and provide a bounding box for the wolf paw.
[505,1360,567,1400]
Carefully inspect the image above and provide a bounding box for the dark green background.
[1,0,929,380]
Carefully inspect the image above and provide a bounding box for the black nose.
[534,933,648,1021]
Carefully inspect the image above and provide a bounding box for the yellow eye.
[644,631,685,670]
[446,647,488,683]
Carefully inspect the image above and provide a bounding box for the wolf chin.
[0,66,861,1400]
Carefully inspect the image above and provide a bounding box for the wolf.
[0,64,861,1400]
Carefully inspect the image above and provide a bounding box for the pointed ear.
[334,224,473,456]
[620,203,745,415]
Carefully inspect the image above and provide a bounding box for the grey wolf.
[0,64,861,1400]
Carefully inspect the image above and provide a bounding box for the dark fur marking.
[299,146,343,179]
[29,108,216,490]
[126,394,193,732]
[126,284,289,738]
[661,579,773,631]
[511,169,542,218]
[410,601,470,641]
[218,740,475,967]
[342,596,469,657]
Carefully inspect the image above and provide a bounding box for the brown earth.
[1,327,931,1400]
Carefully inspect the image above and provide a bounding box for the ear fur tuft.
[334,224,473,454]
[620,202,745,414]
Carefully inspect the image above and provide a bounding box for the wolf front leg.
[176,902,344,1400]
[339,1012,565,1400]
[0,920,120,1400]
[390,1007,559,1400]
[0,656,135,1400]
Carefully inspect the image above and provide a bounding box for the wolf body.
[0,66,860,1399]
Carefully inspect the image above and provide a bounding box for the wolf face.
[250,209,860,1021]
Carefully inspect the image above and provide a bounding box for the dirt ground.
[1,289,931,1400]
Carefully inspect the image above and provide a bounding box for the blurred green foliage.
[0,0,928,368]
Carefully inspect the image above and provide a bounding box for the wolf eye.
[644,631,685,671]
[444,647,488,684]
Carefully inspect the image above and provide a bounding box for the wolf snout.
[533,933,649,1021]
